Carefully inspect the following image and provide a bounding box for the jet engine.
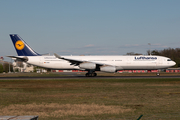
[79,62,96,69]
[100,66,116,72]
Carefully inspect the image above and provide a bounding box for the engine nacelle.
[79,62,96,69]
[100,66,116,73]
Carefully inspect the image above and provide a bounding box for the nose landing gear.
[156,73,160,76]
[156,70,160,76]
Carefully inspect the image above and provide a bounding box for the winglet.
[54,53,64,59]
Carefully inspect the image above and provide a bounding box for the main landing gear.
[85,71,97,77]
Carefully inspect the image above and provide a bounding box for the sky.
[0,0,180,61]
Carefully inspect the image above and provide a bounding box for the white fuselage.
[23,55,175,71]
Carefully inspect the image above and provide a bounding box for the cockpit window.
[167,59,172,61]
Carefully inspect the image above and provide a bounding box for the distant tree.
[147,50,160,55]
[3,62,9,73]
[14,68,19,72]
[46,68,51,72]
[0,64,3,73]
[126,52,142,55]
[33,66,37,72]
[151,50,160,55]
[3,62,13,73]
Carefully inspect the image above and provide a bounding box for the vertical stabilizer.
[10,34,41,56]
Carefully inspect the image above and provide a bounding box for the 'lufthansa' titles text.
[134,56,157,61]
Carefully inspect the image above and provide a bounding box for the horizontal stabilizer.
[7,56,28,62]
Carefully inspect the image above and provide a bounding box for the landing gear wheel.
[85,73,89,77]
[85,72,97,77]
[92,73,97,77]
[94,73,97,77]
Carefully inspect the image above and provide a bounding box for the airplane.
[8,34,176,76]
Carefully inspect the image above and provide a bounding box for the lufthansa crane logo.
[15,40,25,50]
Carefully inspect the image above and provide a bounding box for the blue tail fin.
[10,34,41,56]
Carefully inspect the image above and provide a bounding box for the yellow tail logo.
[15,40,25,50]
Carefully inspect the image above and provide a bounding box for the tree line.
[0,62,13,73]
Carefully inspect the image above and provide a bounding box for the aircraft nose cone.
[172,61,176,66]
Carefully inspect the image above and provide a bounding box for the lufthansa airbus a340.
[8,34,176,76]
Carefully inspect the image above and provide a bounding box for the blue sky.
[1,0,180,61]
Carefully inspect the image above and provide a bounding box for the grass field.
[0,78,180,120]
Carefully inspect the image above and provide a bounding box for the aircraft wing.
[54,53,107,66]
[54,53,85,65]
